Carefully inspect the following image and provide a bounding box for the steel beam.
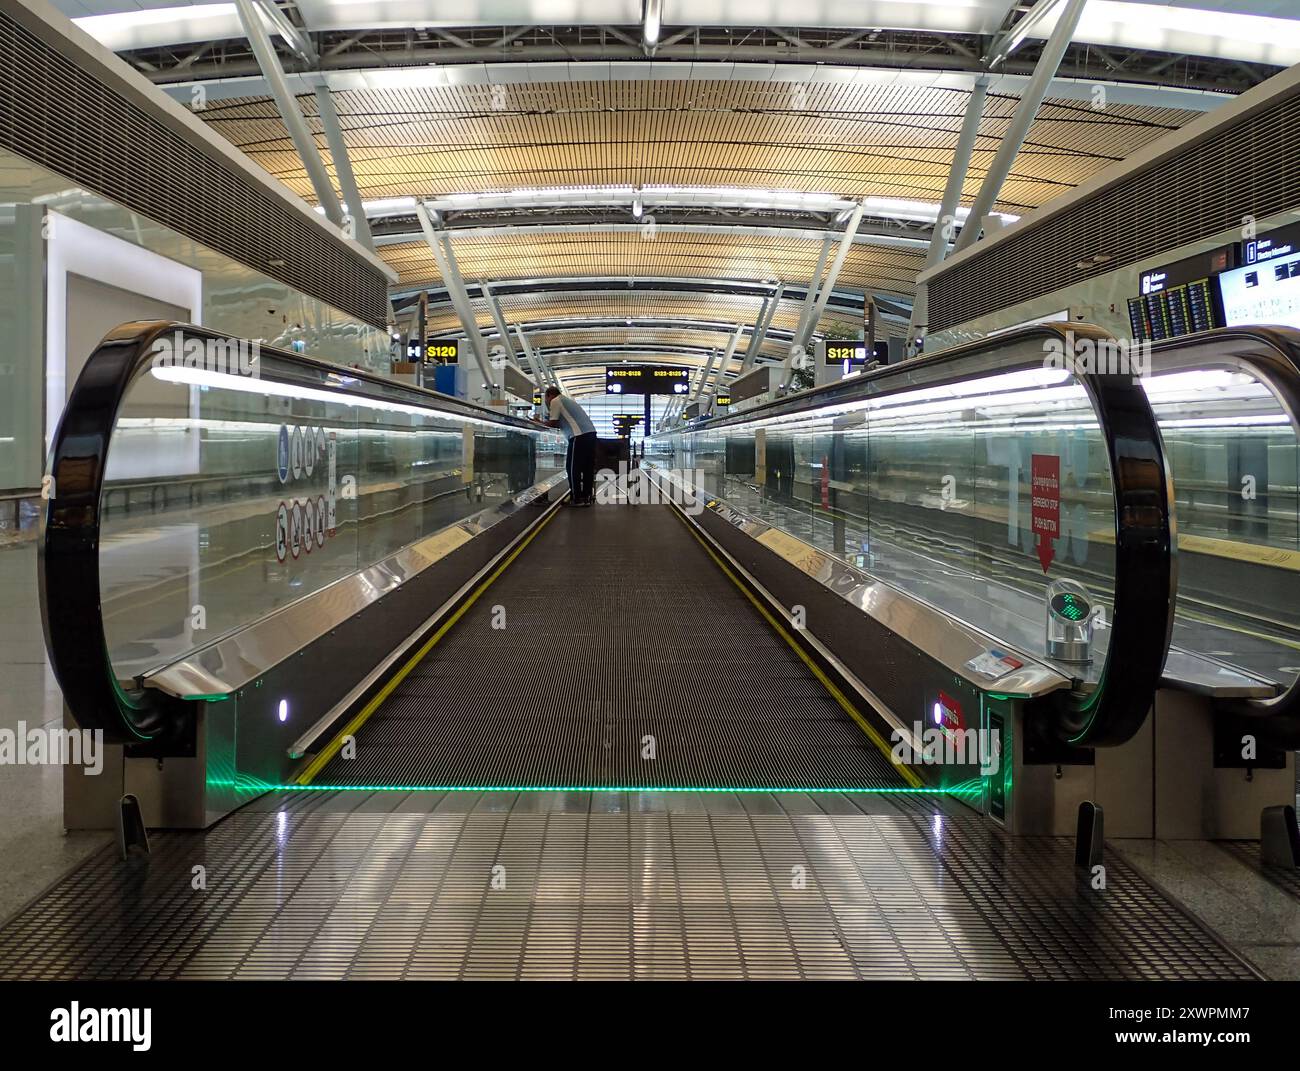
[741,284,783,372]
[313,85,373,249]
[252,0,317,65]
[513,324,557,390]
[781,236,833,387]
[954,0,1089,254]
[233,0,344,227]
[689,349,719,403]
[706,327,743,406]
[985,0,1068,69]
[907,74,989,347]
[480,280,519,364]
[414,203,496,390]
[799,201,865,348]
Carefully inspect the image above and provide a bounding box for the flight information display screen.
[1220,234,1300,331]
[1129,276,1221,341]
[1130,247,1232,341]
[605,365,691,395]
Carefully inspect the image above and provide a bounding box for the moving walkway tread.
[309,502,906,791]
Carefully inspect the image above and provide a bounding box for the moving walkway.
[8,318,1298,979]
[37,320,1300,830]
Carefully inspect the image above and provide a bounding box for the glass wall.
[662,366,1119,672]
[98,337,564,680]
[0,147,390,494]
[1143,364,1300,688]
[574,393,680,443]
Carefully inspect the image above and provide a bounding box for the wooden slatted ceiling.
[203,79,1193,216]
[423,291,852,338]
[193,76,1196,313]
[424,292,854,359]
[475,326,787,358]
[383,231,922,293]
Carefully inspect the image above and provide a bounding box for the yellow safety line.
[295,502,564,785]
[669,506,925,789]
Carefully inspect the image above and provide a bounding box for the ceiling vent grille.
[929,87,1300,333]
[0,11,389,328]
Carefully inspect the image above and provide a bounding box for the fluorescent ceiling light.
[73,4,243,51]
[1033,0,1300,67]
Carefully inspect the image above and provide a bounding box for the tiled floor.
[1115,838,1300,980]
[0,796,1260,981]
[0,543,110,926]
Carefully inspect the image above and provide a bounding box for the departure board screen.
[1130,277,1221,341]
[605,365,691,395]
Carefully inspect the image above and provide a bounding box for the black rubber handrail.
[39,320,543,746]
[658,324,1175,749]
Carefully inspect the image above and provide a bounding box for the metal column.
[742,284,783,372]
[953,0,1089,254]
[779,238,834,392]
[233,0,343,227]
[705,327,743,410]
[514,325,558,390]
[414,204,496,392]
[313,85,374,249]
[689,349,719,403]
[799,201,865,349]
[907,75,990,349]
[481,281,519,365]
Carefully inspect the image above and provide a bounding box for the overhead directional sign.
[605,365,691,395]
[424,338,460,363]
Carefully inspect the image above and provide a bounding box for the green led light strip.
[209,778,986,797]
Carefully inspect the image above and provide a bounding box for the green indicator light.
[1050,591,1090,621]
[207,779,986,797]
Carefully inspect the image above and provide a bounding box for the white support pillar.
[313,85,373,250]
[908,74,990,349]
[233,0,343,227]
[689,349,719,403]
[481,280,519,363]
[779,238,834,392]
[799,201,865,350]
[742,284,783,372]
[414,204,495,391]
[513,324,556,391]
[707,326,744,406]
[953,0,1089,254]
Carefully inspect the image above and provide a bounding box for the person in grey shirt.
[535,386,598,506]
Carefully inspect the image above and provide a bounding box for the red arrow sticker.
[1031,453,1060,573]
